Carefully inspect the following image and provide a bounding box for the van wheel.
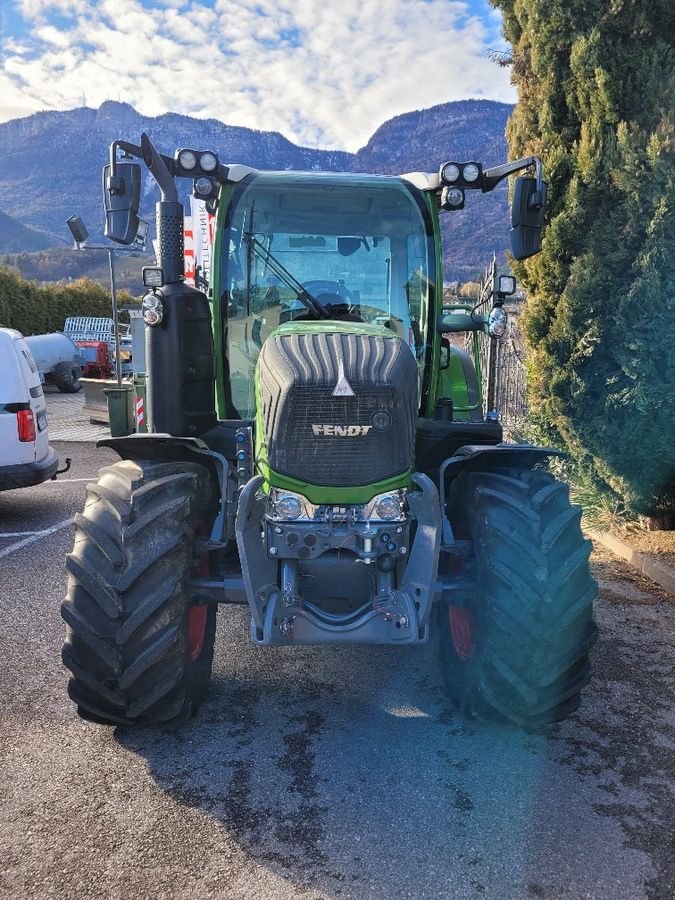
[54,361,82,393]
[61,459,218,725]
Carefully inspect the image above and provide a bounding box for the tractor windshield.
[219,172,435,419]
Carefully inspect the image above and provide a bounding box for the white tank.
[23,332,80,374]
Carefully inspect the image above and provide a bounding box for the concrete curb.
[589,529,675,596]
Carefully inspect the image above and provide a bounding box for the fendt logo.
[311,424,372,437]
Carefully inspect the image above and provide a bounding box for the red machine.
[74,340,113,378]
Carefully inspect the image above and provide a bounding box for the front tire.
[61,459,218,725]
[439,468,597,727]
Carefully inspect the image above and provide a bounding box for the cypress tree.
[492,0,675,516]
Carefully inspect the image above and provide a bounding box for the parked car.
[0,327,59,491]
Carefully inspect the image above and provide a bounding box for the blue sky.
[0,0,515,151]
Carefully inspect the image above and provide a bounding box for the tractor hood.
[255,321,418,504]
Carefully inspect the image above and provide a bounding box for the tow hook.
[51,458,72,480]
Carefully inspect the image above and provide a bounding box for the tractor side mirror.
[102,161,142,245]
[510,176,547,260]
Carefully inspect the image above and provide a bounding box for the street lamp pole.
[107,248,123,387]
[66,215,147,389]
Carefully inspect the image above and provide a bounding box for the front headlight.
[441,163,460,183]
[142,292,164,326]
[275,493,303,520]
[363,490,406,521]
[488,307,508,337]
[375,494,402,520]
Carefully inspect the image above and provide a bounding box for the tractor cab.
[216,171,434,420]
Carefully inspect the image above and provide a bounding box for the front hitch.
[235,473,441,646]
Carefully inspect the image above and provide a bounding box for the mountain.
[0,99,513,281]
[351,99,512,280]
[0,210,54,251]
[0,101,352,245]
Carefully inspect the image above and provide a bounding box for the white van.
[0,327,59,491]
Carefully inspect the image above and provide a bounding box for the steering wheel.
[302,279,353,303]
[294,280,362,322]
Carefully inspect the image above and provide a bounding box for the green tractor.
[62,135,597,728]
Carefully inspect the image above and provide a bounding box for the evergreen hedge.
[0,267,135,336]
[493,0,675,516]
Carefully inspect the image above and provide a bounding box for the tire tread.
[61,458,217,726]
[441,467,598,727]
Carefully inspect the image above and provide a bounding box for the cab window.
[220,173,434,419]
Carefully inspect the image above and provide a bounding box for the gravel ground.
[0,442,673,900]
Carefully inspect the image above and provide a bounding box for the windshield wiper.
[243,233,330,320]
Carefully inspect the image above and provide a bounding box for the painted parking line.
[45,478,93,484]
[0,517,74,559]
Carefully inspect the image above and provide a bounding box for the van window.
[21,349,38,375]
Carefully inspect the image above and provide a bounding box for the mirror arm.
[109,136,178,202]
[482,155,543,202]
[109,140,143,173]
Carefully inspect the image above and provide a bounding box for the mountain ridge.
[0,99,514,281]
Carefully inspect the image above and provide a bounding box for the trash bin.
[103,385,133,437]
[132,372,148,434]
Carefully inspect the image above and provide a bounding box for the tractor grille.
[257,330,418,487]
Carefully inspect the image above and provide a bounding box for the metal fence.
[459,257,528,435]
[494,336,528,430]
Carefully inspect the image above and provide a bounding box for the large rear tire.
[439,468,597,727]
[61,459,218,726]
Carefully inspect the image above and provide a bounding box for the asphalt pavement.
[0,440,673,900]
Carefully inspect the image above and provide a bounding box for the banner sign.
[183,216,195,285]
[184,198,216,288]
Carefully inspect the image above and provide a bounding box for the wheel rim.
[189,522,210,661]
[449,607,476,661]
[188,606,208,661]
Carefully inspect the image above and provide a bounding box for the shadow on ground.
[114,599,675,899]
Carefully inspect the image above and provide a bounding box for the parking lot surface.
[41,384,110,443]
[0,438,673,900]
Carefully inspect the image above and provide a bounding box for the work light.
[177,149,197,171]
[441,186,465,210]
[440,163,460,184]
[142,266,164,288]
[199,151,219,173]
[193,177,218,201]
[498,275,516,295]
[462,163,481,183]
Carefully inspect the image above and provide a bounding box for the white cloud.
[33,25,71,47]
[0,0,515,150]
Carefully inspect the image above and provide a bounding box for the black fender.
[438,443,564,547]
[97,434,230,542]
